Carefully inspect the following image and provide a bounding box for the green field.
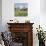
[15,8,28,16]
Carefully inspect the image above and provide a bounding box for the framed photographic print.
[14,3,28,16]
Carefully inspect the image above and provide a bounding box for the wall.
[40,0,46,31]
[40,1,46,45]
[2,0,40,30]
[0,0,2,32]
[2,0,46,46]
[40,0,46,13]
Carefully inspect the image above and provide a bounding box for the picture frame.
[14,3,28,16]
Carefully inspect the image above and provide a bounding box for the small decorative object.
[14,3,28,16]
[8,19,13,23]
[10,20,13,21]
[13,18,19,23]
[25,17,30,23]
[25,20,30,23]
[8,18,19,23]
[36,25,45,46]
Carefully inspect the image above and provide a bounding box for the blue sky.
[15,3,28,8]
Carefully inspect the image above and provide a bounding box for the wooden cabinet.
[7,23,34,46]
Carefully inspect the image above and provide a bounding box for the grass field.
[15,8,28,16]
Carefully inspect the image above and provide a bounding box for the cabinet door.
[11,31,33,46]
[11,32,28,46]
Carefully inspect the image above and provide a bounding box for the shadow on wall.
[0,16,2,32]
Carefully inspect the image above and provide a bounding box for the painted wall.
[2,0,46,46]
[40,0,46,32]
[2,0,40,31]
[0,0,2,32]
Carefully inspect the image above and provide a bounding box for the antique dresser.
[7,23,34,46]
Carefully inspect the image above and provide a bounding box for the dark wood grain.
[7,23,34,46]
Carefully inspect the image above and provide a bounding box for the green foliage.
[15,8,28,16]
[36,25,45,41]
